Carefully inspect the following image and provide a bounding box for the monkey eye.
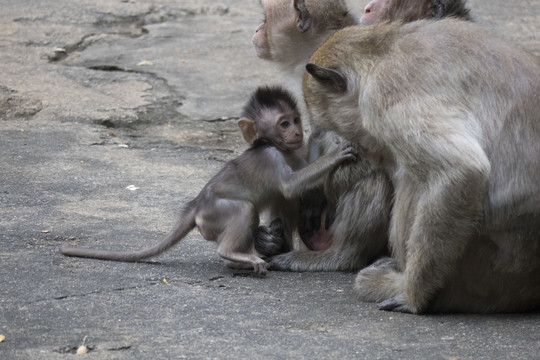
[294,117,301,124]
[280,120,290,128]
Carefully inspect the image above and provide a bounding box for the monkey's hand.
[377,294,416,314]
[335,141,357,163]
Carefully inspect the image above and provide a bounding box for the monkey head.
[361,0,391,25]
[252,0,357,67]
[360,0,472,25]
[239,86,303,152]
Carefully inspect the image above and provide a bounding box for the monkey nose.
[364,3,372,13]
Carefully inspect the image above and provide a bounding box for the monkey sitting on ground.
[303,19,540,313]
[60,86,356,276]
[252,0,472,271]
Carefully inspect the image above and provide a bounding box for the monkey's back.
[308,18,540,252]
[311,19,540,198]
[196,143,290,213]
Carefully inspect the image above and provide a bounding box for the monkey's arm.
[279,143,356,199]
[384,124,490,313]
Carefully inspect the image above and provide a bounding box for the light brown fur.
[304,19,540,313]
[361,0,472,25]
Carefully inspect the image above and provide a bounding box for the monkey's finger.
[342,153,357,162]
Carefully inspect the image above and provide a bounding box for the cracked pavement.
[1,0,539,358]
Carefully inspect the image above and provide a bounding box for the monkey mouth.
[288,141,304,148]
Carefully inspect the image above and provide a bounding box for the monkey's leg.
[216,201,268,276]
[376,142,489,313]
[270,175,391,271]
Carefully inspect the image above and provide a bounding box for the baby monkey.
[60,86,355,275]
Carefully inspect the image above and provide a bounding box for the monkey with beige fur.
[303,19,540,313]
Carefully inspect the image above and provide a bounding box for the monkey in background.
[252,0,472,271]
[304,19,540,313]
[60,86,356,276]
[360,0,472,25]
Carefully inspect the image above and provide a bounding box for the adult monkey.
[304,19,540,313]
[361,0,472,25]
[252,0,472,271]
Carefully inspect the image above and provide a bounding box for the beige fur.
[304,19,540,313]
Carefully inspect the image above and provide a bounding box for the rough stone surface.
[1,0,539,358]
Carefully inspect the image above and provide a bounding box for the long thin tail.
[60,207,196,262]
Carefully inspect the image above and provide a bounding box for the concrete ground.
[1,0,539,358]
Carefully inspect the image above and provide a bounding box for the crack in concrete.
[35,275,230,306]
[32,284,152,305]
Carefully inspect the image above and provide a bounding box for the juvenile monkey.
[361,0,472,25]
[253,0,471,271]
[304,19,540,313]
[60,86,355,275]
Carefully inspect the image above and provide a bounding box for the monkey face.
[252,22,271,59]
[275,110,303,151]
[360,0,390,25]
[252,0,298,61]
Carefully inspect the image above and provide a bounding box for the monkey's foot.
[224,259,268,276]
[354,257,402,302]
[253,261,268,276]
[377,294,415,314]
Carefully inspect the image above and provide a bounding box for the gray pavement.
[1,0,539,358]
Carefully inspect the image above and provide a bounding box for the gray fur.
[61,86,355,276]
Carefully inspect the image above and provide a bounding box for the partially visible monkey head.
[252,0,357,68]
[361,0,472,25]
[239,86,303,151]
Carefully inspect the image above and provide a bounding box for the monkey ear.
[306,63,348,93]
[238,118,258,144]
[294,0,312,33]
